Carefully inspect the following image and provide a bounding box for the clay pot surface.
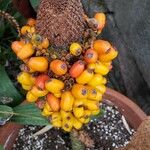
[0,88,147,150]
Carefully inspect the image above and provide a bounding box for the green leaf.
[0,65,23,106]
[11,103,49,126]
[0,105,13,125]
[30,0,40,11]
[0,19,5,38]
[0,0,11,10]
[0,144,4,150]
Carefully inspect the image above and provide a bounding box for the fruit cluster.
[11,13,118,132]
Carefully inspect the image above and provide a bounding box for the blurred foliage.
[0,0,26,106]
[0,0,25,67]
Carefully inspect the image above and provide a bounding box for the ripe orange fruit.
[35,74,50,90]
[41,38,49,49]
[50,59,67,75]
[17,43,34,60]
[69,60,85,78]
[71,84,88,99]
[21,26,31,35]
[27,18,36,26]
[11,41,24,54]
[99,47,118,62]
[47,94,60,112]
[84,49,98,63]
[93,40,111,55]
[94,13,106,31]
[28,57,48,72]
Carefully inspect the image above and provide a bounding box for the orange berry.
[11,41,24,54]
[99,47,118,62]
[50,60,67,76]
[94,13,106,31]
[47,94,60,112]
[93,40,111,55]
[21,26,31,35]
[17,43,34,60]
[69,60,85,78]
[35,74,50,90]
[41,38,49,49]
[84,49,98,63]
[27,18,36,26]
[28,57,48,72]
[71,84,88,99]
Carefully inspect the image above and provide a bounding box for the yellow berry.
[70,43,82,56]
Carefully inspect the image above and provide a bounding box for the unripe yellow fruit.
[84,110,92,118]
[78,117,90,124]
[44,102,53,112]
[76,69,93,84]
[87,63,96,70]
[52,120,62,128]
[17,72,33,86]
[61,91,74,111]
[92,109,100,115]
[73,98,86,107]
[42,108,53,117]
[30,86,48,97]
[52,112,61,121]
[26,91,38,102]
[73,107,84,118]
[70,43,82,56]
[22,84,32,91]
[62,118,73,132]
[84,100,99,110]
[94,61,109,75]
[88,74,103,87]
[60,110,72,119]
[45,79,64,94]
[21,25,31,35]
[73,117,83,129]
[87,87,102,101]
[95,84,106,94]
[72,84,88,99]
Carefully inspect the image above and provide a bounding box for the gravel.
[13,101,135,150]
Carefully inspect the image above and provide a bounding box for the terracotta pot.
[0,88,147,150]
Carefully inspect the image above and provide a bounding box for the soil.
[13,101,135,150]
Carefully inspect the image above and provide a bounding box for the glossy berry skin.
[84,49,98,63]
[47,94,60,112]
[35,74,50,90]
[45,78,64,94]
[69,60,85,78]
[50,60,67,76]
[27,18,36,26]
[94,13,106,31]
[99,47,118,62]
[17,43,34,60]
[93,40,111,55]
[21,26,31,35]
[11,41,24,54]
[27,57,48,72]
[71,84,88,99]
[76,69,94,84]
[41,38,49,49]
[61,91,74,111]
[70,43,82,56]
